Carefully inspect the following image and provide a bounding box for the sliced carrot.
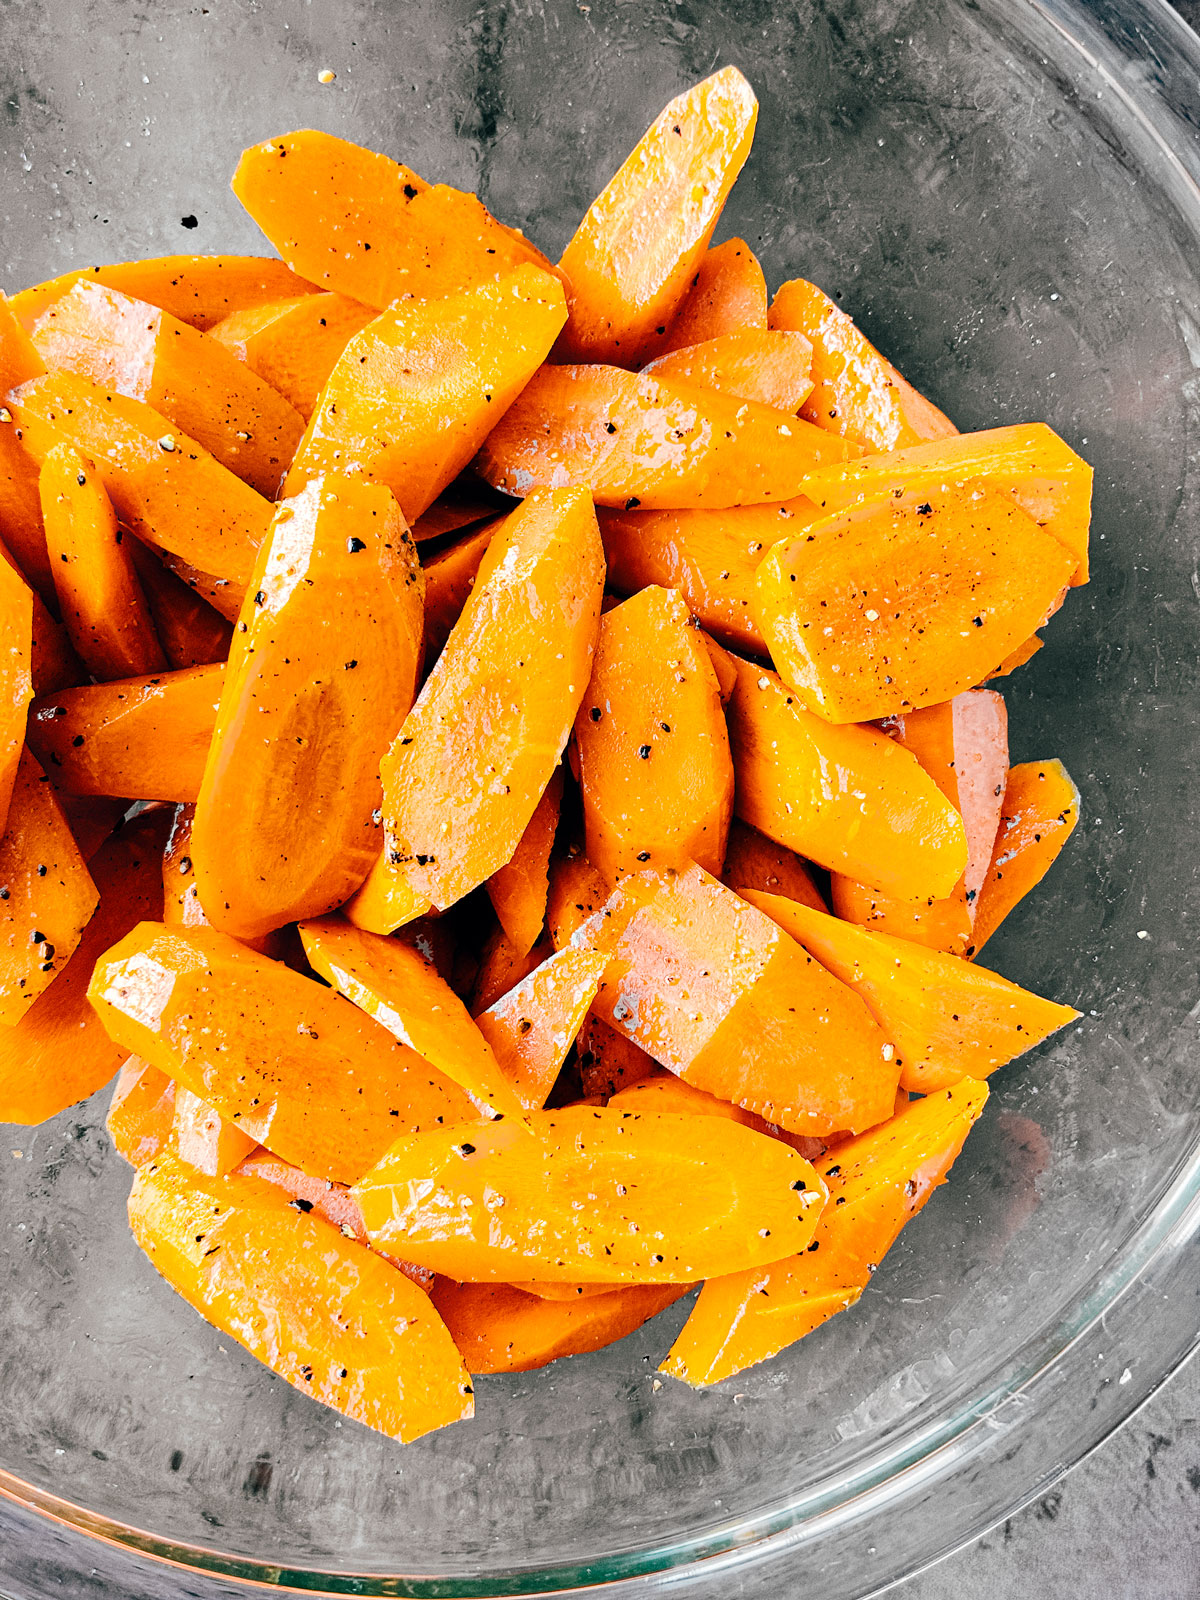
[129,1151,473,1443]
[128,543,232,669]
[410,485,504,544]
[0,749,98,1026]
[546,851,610,950]
[430,1279,689,1374]
[106,1056,177,1167]
[743,890,1078,1094]
[769,278,957,452]
[721,819,825,910]
[155,551,244,623]
[579,863,897,1136]
[727,655,966,903]
[283,266,566,522]
[643,329,814,413]
[0,808,170,1124]
[232,130,555,309]
[556,68,758,366]
[31,283,306,496]
[574,585,733,883]
[476,364,858,511]
[27,662,224,803]
[210,292,375,420]
[470,925,550,1016]
[607,1070,825,1160]
[663,1079,988,1385]
[342,851,433,938]
[7,371,272,587]
[474,944,609,1111]
[700,631,737,702]
[953,690,1010,910]
[800,422,1092,585]
[10,256,319,335]
[600,498,819,655]
[172,1085,259,1177]
[0,556,33,838]
[28,590,82,696]
[421,518,498,664]
[987,633,1043,680]
[486,767,562,956]
[0,292,52,601]
[88,921,478,1184]
[577,1014,663,1100]
[969,760,1080,958]
[660,237,768,352]
[353,1103,824,1283]
[298,915,525,1122]
[367,488,603,922]
[39,444,166,681]
[755,485,1077,725]
[191,477,424,940]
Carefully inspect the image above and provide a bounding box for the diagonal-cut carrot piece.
[969,759,1080,958]
[660,237,767,353]
[486,767,563,957]
[475,943,609,1111]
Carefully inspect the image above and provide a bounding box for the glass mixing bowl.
[2,1,1199,1595]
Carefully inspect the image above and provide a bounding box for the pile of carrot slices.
[0,68,1087,1442]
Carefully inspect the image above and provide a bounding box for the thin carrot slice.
[476,364,858,510]
[727,655,966,903]
[556,68,758,366]
[969,759,1080,958]
[0,808,170,1124]
[298,915,526,1122]
[128,543,231,669]
[769,278,957,452]
[210,292,375,420]
[474,944,609,1112]
[721,819,825,910]
[7,371,272,587]
[129,1151,474,1443]
[353,1104,825,1284]
[106,1056,177,1167]
[190,476,424,940]
[573,585,733,884]
[953,690,1010,909]
[599,498,819,655]
[546,851,610,950]
[743,890,1079,1094]
[89,921,478,1184]
[39,444,166,681]
[470,926,550,1016]
[162,802,281,960]
[499,1280,630,1303]
[643,330,814,413]
[370,488,603,920]
[578,863,898,1137]
[700,631,737,702]
[232,130,555,308]
[660,237,768,353]
[10,256,319,335]
[755,485,1077,724]
[27,589,82,696]
[800,422,1092,585]
[27,662,224,803]
[987,633,1043,680]
[430,1279,690,1374]
[172,1085,258,1177]
[0,749,98,1026]
[662,1079,988,1385]
[486,767,563,957]
[342,851,433,937]
[0,556,33,838]
[577,1014,663,1101]
[0,293,52,601]
[421,518,499,664]
[283,266,567,521]
[32,283,306,497]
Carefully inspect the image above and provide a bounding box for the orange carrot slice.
[474,944,609,1111]
[107,1056,177,1167]
[557,68,758,366]
[0,291,53,600]
[486,767,563,957]
[577,1013,663,1101]
[660,237,767,352]
[969,759,1080,957]
[953,690,1010,910]
[546,852,610,950]
[470,925,551,1016]
[419,520,498,664]
[210,292,375,420]
[172,1086,258,1177]
[0,555,32,838]
[353,1103,825,1283]
[643,329,814,413]
[721,819,825,910]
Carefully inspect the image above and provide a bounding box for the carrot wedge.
[727,655,967,903]
[476,364,858,510]
[721,819,825,911]
[106,1056,176,1167]
[576,863,898,1137]
[129,1151,473,1443]
[298,915,526,1122]
[27,662,224,803]
[210,292,375,421]
[769,277,957,452]
[742,890,1079,1094]
[486,767,562,957]
[0,291,53,601]
[353,1104,825,1284]
[660,237,768,353]
[556,68,758,366]
[546,851,610,950]
[643,330,814,413]
[370,488,603,920]
[172,1086,258,1177]
[662,1079,988,1385]
[128,543,232,669]
[88,922,477,1184]
[431,1279,690,1375]
[283,267,567,521]
[31,283,306,496]
[573,585,733,883]
[475,944,609,1111]
[191,477,424,940]
[0,556,33,839]
[969,759,1081,957]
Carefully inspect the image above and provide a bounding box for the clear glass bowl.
[2,1,1199,1595]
